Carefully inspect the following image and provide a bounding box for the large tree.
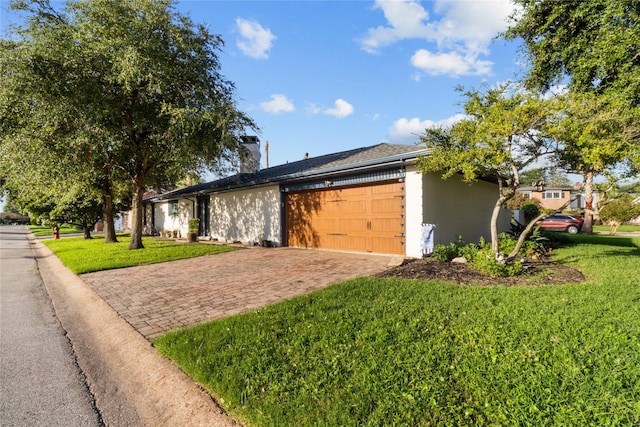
[3,0,256,249]
[550,92,640,232]
[505,0,640,233]
[417,83,557,255]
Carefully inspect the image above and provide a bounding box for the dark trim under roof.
[152,143,428,201]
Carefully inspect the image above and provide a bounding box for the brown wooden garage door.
[286,181,405,255]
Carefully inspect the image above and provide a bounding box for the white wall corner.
[404,166,424,258]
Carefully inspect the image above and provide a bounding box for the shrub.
[432,235,464,261]
[470,245,524,277]
[188,218,200,233]
[599,195,640,235]
[521,203,540,223]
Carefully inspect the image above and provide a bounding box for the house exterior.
[518,185,598,212]
[144,141,510,258]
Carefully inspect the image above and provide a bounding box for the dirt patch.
[377,258,585,286]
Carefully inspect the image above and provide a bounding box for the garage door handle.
[327,233,347,236]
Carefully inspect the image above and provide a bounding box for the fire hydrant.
[53,226,60,239]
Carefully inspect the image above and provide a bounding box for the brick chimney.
[240,136,261,174]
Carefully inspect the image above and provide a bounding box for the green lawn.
[43,235,238,274]
[593,224,640,233]
[28,224,84,237]
[154,234,640,426]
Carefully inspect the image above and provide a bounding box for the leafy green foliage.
[155,235,640,426]
[188,218,200,233]
[505,0,640,232]
[432,235,465,262]
[599,195,640,235]
[434,233,548,277]
[417,83,557,254]
[505,0,640,105]
[2,0,257,249]
[43,235,237,274]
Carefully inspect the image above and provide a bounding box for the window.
[543,191,563,199]
[169,200,179,216]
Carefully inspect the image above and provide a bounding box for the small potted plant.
[187,218,200,243]
[259,235,273,247]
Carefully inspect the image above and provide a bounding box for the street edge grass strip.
[28,224,83,237]
[43,235,238,274]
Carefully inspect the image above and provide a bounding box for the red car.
[536,214,584,234]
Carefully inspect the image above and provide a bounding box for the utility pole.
[265,140,269,168]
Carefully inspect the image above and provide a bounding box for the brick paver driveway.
[80,247,396,338]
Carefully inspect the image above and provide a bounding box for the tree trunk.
[128,178,145,250]
[506,196,577,262]
[102,191,118,243]
[490,194,507,255]
[83,225,93,239]
[581,169,594,234]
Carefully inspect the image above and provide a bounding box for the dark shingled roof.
[155,143,427,200]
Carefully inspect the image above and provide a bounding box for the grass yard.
[43,235,238,274]
[29,224,83,237]
[154,234,640,426]
[593,224,640,234]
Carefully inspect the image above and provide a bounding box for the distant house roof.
[152,143,427,201]
[519,186,579,192]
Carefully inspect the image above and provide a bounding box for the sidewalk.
[32,235,396,426]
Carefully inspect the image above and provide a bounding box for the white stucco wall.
[404,165,511,257]
[209,185,281,245]
[404,168,424,258]
[154,199,194,237]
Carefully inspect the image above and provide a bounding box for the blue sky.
[0,0,525,209]
[175,0,523,169]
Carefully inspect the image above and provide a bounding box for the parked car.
[536,214,584,234]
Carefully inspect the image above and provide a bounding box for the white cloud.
[389,114,467,143]
[359,0,515,77]
[236,18,276,59]
[323,99,354,118]
[411,49,492,76]
[260,94,295,114]
[308,99,354,118]
[358,0,435,54]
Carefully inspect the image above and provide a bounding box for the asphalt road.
[0,226,102,426]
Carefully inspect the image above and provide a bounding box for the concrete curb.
[30,236,238,427]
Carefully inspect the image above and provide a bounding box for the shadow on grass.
[549,233,640,265]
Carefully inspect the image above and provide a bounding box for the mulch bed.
[377,258,585,286]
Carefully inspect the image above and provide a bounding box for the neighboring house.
[517,185,597,211]
[144,140,511,258]
[0,212,30,224]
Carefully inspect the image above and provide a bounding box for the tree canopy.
[505,0,640,233]
[505,0,640,106]
[417,83,557,255]
[1,0,256,248]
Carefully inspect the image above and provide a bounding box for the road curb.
[30,236,237,427]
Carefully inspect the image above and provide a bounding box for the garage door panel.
[371,182,404,194]
[336,200,367,216]
[371,217,404,233]
[338,218,368,233]
[371,198,404,214]
[371,237,404,254]
[330,235,367,252]
[286,181,405,255]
